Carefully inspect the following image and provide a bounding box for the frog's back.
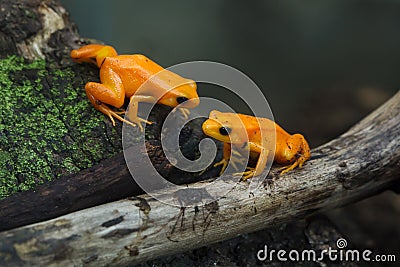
[237,114,273,132]
[237,114,289,140]
[106,55,162,73]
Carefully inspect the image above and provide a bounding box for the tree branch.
[1,90,398,266]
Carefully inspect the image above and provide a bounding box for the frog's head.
[202,110,248,145]
[157,78,200,109]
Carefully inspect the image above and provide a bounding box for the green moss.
[61,157,80,174]
[0,56,122,199]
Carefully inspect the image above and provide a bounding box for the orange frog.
[202,110,311,180]
[71,44,199,131]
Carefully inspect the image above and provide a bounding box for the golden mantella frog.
[70,44,199,131]
[202,110,311,180]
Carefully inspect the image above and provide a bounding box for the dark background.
[60,0,400,264]
[61,0,400,147]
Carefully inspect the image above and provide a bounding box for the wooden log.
[0,137,219,232]
[0,90,398,266]
[143,215,352,266]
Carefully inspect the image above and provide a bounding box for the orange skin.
[202,110,311,180]
[70,44,199,131]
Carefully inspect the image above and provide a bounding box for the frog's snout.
[202,118,220,136]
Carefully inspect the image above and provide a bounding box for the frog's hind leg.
[70,44,118,67]
[85,67,134,127]
[280,134,311,175]
[86,90,126,126]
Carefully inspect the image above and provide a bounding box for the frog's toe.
[214,159,228,175]
[214,159,227,168]
[233,169,255,181]
[231,149,243,157]
[106,113,117,126]
[279,161,300,175]
[230,155,246,170]
[113,110,126,115]
[174,108,190,119]
[132,118,153,132]
[137,117,153,125]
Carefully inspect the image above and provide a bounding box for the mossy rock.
[0,55,123,199]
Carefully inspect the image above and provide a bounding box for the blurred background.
[61,0,399,262]
[61,0,400,147]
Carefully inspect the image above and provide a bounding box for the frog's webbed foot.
[233,167,256,181]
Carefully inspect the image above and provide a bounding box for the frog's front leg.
[214,143,246,175]
[234,142,269,180]
[279,134,311,175]
[126,95,155,132]
[213,142,231,175]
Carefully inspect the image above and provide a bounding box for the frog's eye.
[176,97,189,104]
[219,126,232,136]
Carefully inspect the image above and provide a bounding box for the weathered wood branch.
[1,91,398,266]
[0,136,218,232]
